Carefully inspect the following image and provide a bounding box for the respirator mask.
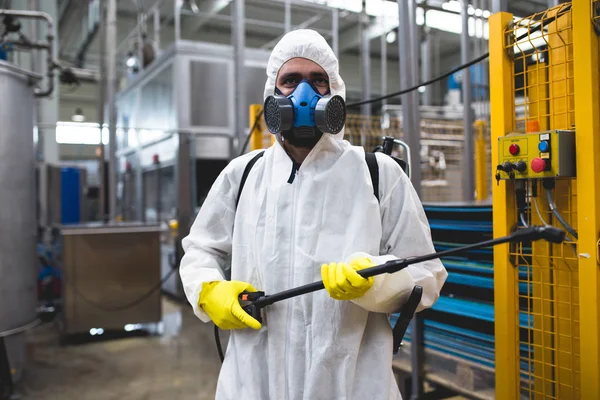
[263,79,346,148]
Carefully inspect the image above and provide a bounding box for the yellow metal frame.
[574,0,600,397]
[491,1,600,398]
[474,119,488,200]
[249,104,274,151]
[490,11,520,399]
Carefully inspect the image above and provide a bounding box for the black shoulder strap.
[236,151,265,208]
[365,152,379,202]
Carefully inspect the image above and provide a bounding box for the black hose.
[347,53,490,108]
[0,319,41,338]
[214,325,225,363]
[347,4,572,108]
[69,265,179,312]
[545,188,578,240]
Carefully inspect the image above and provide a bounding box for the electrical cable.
[346,4,571,108]
[238,109,264,157]
[348,53,490,108]
[545,188,578,240]
[0,319,41,338]
[534,194,577,255]
[516,181,528,227]
[533,196,550,227]
[68,264,180,312]
[214,324,225,362]
[519,212,528,228]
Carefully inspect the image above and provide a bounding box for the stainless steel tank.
[0,60,39,381]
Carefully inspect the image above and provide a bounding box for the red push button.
[509,144,520,155]
[531,157,547,173]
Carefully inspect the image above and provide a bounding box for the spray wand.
[234,225,565,356]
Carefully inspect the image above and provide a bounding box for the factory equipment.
[495,130,576,182]
[490,3,600,398]
[0,60,40,383]
[115,40,270,297]
[47,165,89,225]
[57,223,162,338]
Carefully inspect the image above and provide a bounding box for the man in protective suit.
[179,29,447,400]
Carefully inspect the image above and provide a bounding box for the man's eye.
[283,78,299,86]
[313,78,329,86]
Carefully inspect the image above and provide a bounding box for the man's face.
[275,57,330,96]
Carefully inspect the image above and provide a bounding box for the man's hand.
[198,281,262,330]
[321,257,374,300]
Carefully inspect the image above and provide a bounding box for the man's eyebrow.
[278,72,302,81]
[309,71,328,79]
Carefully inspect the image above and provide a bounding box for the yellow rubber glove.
[321,257,375,300]
[198,281,262,330]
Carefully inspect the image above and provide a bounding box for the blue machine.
[447,64,488,98]
[60,167,84,225]
[0,43,13,61]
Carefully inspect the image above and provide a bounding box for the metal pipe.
[332,8,339,58]
[0,9,53,25]
[360,1,371,145]
[179,8,292,30]
[68,66,100,83]
[284,0,291,33]
[420,3,461,15]
[409,0,422,197]
[0,9,57,97]
[260,14,323,49]
[249,0,330,12]
[408,0,420,132]
[491,0,507,13]
[398,0,421,197]
[421,29,432,106]
[106,0,117,220]
[137,3,144,71]
[432,29,440,104]
[380,22,387,108]
[97,0,106,220]
[8,40,49,50]
[233,0,246,156]
[461,0,474,201]
[28,0,37,73]
[174,0,181,41]
[153,7,160,52]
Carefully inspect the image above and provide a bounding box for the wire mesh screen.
[510,4,575,133]
[505,4,580,398]
[344,115,491,203]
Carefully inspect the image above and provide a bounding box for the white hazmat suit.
[180,29,447,400]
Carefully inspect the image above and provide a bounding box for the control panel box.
[496,130,576,181]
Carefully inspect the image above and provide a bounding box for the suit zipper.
[284,167,299,400]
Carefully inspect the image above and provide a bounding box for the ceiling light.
[386,30,396,44]
[71,108,85,123]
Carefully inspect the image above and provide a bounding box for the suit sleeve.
[351,153,448,314]
[179,152,261,321]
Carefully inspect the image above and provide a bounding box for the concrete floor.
[16,299,223,400]
[14,298,467,400]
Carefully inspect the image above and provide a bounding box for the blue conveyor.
[390,202,536,389]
